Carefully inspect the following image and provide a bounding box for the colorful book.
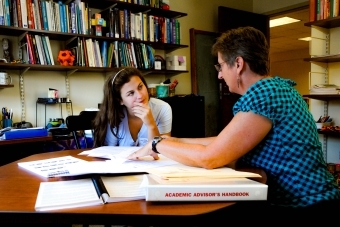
[20,0,28,28]
[44,35,54,65]
[33,0,41,29]
[0,0,4,26]
[41,0,48,30]
[101,40,108,67]
[41,35,51,65]
[58,1,65,32]
[4,0,10,26]
[25,33,35,64]
[35,35,45,65]
[16,0,22,27]
[70,2,76,33]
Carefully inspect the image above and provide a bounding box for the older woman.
[128,27,340,218]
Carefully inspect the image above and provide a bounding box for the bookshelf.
[0,0,188,125]
[303,11,340,161]
[0,0,189,80]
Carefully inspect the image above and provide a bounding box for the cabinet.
[303,15,340,162]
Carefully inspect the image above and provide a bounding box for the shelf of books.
[307,0,340,25]
[0,0,187,72]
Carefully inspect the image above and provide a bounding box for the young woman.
[93,67,172,147]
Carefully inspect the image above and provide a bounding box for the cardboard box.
[166,55,186,70]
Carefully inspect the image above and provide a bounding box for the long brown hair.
[93,67,149,147]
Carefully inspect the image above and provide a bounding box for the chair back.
[66,111,98,149]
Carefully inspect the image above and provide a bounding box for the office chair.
[66,110,98,149]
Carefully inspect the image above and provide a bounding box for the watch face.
[153,136,162,142]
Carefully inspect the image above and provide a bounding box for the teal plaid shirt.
[233,76,340,207]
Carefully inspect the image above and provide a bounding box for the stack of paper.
[310,84,340,94]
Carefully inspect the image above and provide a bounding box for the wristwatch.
[152,136,163,154]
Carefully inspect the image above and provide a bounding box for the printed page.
[35,179,103,211]
[59,155,178,177]
[101,174,146,202]
[78,146,139,161]
[17,156,89,177]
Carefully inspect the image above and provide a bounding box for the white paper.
[78,146,140,160]
[35,179,103,211]
[18,156,89,177]
[101,175,146,202]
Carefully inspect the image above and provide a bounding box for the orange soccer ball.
[57,50,75,66]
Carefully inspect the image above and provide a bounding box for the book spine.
[107,42,113,67]
[101,40,107,67]
[25,33,35,64]
[143,13,147,41]
[5,0,11,25]
[57,1,64,32]
[31,34,40,64]
[45,0,52,30]
[35,34,45,64]
[130,42,137,68]
[12,0,19,27]
[70,2,76,33]
[154,16,158,42]
[37,0,43,29]
[175,19,180,44]
[20,0,28,28]
[27,0,34,28]
[135,13,141,40]
[44,35,54,65]
[16,0,22,27]
[0,0,4,26]
[146,186,268,201]
[119,10,124,38]
[149,15,154,42]
[81,37,88,67]
[41,0,48,30]
[41,35,51,65]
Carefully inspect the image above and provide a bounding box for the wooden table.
[0,135,53,145]
[0,149,265,226]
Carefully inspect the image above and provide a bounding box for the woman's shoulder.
[149,97,171,111]
[149,97,169,106]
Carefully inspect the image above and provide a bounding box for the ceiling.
[269,7,310,54]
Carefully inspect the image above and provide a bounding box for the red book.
[29,0,35,29]
[309,0,317,22]
[25,33,35,64]
[26,0,33,28]
[17,0,22,27]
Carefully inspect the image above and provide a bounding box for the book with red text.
[145,175,267,202]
